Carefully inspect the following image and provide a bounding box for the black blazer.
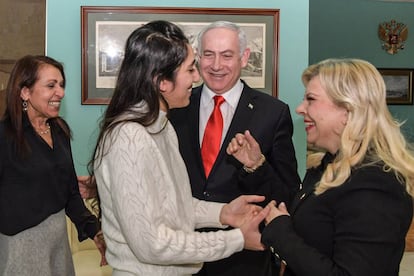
[261,153,414,276]
[170,82,301,276]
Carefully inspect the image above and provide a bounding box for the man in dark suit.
[170,21,301,276]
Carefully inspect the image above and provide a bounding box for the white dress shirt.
[199,80,244,147]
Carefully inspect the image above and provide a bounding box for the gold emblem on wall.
[378,19,408,55]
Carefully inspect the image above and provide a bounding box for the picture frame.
[81,6,279,104]
[0,59,16,91]
[378,68,413,105]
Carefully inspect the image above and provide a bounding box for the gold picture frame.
[81,6,279,104]
[378,68,413,105]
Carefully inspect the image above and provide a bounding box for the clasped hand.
[220,195,270,251]
[77,175,107,266]
[93,231,108,266]
[77,175,97,199]
[264,200,290,225]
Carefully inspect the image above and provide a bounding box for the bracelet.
[243,154,266,173]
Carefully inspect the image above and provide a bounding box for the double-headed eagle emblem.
[378,19,408,55]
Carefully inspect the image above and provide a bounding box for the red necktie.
[201,96,225,177]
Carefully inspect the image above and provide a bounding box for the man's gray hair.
[196,21,247,56]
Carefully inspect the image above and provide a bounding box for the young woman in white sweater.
[90,21,270,276]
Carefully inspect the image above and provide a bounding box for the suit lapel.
[189,87,207,177]
[194,84,258,178]
[213,86,257,170]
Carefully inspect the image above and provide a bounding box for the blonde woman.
[231,58,414,276]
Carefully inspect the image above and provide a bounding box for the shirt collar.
[201,80,244,110]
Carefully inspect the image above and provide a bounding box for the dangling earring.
[22,100,28,112]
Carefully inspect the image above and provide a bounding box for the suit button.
[203,191,210,197]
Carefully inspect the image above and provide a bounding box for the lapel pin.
[248,103,254,109]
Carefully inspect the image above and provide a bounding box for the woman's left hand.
[93,231,108,266]
[220,195,265,227]
[264,201,290,225]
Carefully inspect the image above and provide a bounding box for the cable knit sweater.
[94,105,244,276]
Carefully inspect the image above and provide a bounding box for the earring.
[22,100,28,112]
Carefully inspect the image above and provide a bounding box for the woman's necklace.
[37,123,51,135]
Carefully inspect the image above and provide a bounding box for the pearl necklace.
[37,123,51,135]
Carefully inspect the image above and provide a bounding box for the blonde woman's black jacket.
[261,153,413,276]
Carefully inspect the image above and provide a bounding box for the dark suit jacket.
[0,89,6,118]
[170,82,301,276]
[261,153,414,276]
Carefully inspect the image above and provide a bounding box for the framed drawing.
[378,68,413,105]
[81,6,279,104]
